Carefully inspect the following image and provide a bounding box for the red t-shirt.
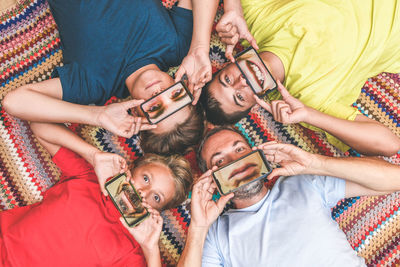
[0,148,146,267]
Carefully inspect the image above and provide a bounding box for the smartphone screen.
[105,173,149,227]
[235,46,277,97]
[212,150,272,195]
[140,81,193,124]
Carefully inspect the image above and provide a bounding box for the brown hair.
[200,77,251,125]
[197,126,247,172]
[140,104,205,155]
[133,153,193,210]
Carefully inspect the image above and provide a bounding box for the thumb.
[241,29,259,50]
[225,45,235,63]
[175,65,186,82]
[267,168,287,179]
[124,99,145,109]
[216,192,234,212]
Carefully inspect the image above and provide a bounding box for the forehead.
[201,129,250,159]
[150,105,191,134]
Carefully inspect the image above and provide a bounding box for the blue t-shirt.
[48,0,193,105]
[202,175,366,267]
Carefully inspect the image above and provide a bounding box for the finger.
[225,45,235,63]
[101,186,108,196]
[242,30,259,50]
[216,192,234,212]
[221,34,239,46]
[218,26,237,38]
[254,95,272,113]
[123,99,145,109]
[139,123,157,131]
[267,168,287,179]
[277,80,291,100]
[275,102,289,122]
[216,20,233,33]
[174,65,186,82]
[192,88,202,105]
[279,105,290,123]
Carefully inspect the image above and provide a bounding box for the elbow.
[374,139,400,157]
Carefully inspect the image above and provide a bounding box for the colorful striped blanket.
[1,1,399,266]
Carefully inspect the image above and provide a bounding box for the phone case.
[139,81,193,124]
[234,46,278,99]
[105,173,150,227]
[212,149,272,195]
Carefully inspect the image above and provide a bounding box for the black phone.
[235,46,277,98]
[140,81,193,124]
[105,173,149,227]
[212,149,272,195]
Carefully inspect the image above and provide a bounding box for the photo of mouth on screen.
[235,47,277,97]
[140,81,193,124]
[105,173,149,227]
[212,150,272,195]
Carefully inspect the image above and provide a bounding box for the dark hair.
[133,153,193,210]
[140,104,205,155]
[196,126,248,173]
[199,79,251,125]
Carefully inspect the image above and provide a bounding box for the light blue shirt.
[202,175,366,267]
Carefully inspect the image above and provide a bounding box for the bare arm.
[174,0,219,102]
[258,142,400,198]
[177,172,233,267]
[3,78,155,137]
[255,81,400,156]
[30,122,129,195]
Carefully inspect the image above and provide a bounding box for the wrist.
[189,44,209,55]
[94,106,107,128]
[302,106,318,124]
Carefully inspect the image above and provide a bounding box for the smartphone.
[212,149,272,195]
[105,173,149,227]
[140,81,193,124]
[235,46,277,98]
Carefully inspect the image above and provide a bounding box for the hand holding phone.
[140,81,193,124]
[235,47,277,98]
[105,173,150,227]
[212,149,272,195]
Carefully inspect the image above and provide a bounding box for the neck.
[233,185,269,209]
[125,64,160,95]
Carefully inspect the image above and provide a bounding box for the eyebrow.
[233,94,244,107]
[218,73,227,88]
[209,140,246,167]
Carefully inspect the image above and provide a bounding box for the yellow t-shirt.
[241,0,400,151]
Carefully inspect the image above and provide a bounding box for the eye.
[143,175,149,183]
[236,146,245,153]
[236,92,244,101]
[148,103,161,112]
[216,158,224,167]
[225,75,231,85]
[154,194,160,203]
[170,88,184,100]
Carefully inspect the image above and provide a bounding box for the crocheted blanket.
[1,1,399,266]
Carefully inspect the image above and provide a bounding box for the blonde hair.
[133,153,193,210]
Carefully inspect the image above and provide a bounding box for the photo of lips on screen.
[235,47,277,97]
[105,173,149,227]
[140,81,193,124]
[212,150,272,195]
